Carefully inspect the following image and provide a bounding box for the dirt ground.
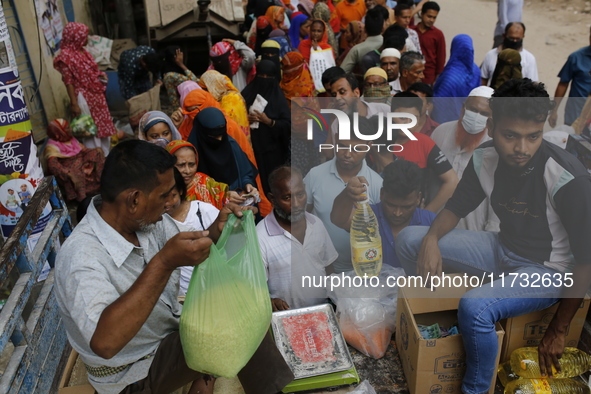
[433,0,590,126]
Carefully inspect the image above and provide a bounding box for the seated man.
[257,166,337,311]
[331,159,436,268]
[55,140,293,394]
[397,79,591,394]
[390,92,459,213]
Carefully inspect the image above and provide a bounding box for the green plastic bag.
[179,210,272,377]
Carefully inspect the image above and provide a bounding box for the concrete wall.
[12,0,93,126]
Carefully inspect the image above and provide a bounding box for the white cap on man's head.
[468,86,494,98]
[380,48,401,59]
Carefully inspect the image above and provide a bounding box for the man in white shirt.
[430,86,500,232]
[305,129,383,273]
[480,22,538,86]
[257,167,338,311]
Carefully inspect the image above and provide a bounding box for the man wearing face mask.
[430,86,500,231]
[480,22,538,86]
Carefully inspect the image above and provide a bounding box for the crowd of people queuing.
[46,0,591,393]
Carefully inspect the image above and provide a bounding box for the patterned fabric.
[177,81,201,107]
[280,52,315,104]
[186,172,230,209]
[269,35,292,58]
[311,2,338,55]
[84,354,154,378]
[47,119,83,157]
[336,21,365,66]
[198,70,251,140]
[117,46,156,100]
[208,42,257,86]
[45,141,104,202]
[53,22,116,138]
[163,69,199,109]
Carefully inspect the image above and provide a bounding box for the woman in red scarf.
[53,22,116,154]
[298,20,333,63]
[44,119,105,202]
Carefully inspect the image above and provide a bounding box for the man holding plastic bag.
[55,141,293,394]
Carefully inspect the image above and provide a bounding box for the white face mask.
[461,109,488,135]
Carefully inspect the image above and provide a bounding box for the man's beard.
[274,205,305,223]
[455,122,487,152]
[136,218,158,233]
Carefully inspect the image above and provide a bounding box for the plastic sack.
[85,35,113,68]
[179,210,272,377]
[309,47,335,92]
[327,266,404,359]
[350,380,377,394]
[70,93,97,138]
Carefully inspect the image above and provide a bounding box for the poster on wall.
[34,0,64,56]
[0,9,51,241]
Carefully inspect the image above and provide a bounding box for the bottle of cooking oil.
[510,347,591,379]
[350,188,382,277]
[498,361,519,387]
[503,378,590,394]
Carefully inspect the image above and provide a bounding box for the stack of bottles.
[498,347,591,393]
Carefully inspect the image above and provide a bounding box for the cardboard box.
[500,296,590,362]
[57,349,95,394]
[396,284,504,394]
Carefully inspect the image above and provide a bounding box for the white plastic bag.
[249,94,268,129]
[350,380,377,394]
[328,266,404,359]
[77,92,92,116]
[309,47,335,92]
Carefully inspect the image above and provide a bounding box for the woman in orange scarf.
[336,21,366,66]
[265,6,287,30]
[298,20,333,63]
[280,52,315,106]
[198,70,251,141]
[179,89,272,215]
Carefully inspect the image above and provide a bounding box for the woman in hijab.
[280,52,315,105]
[315,0,341,34]
[179,90,273,215]
[298,20,333,63]
[336,21,365,66]
[311,2,338,56]
[260,40,283,81]
[432,34,481,124]
[138,111,183,147]
[53,22,116,155]
[269,29,292,58]
[44,119,105,202]
[198,70,251,141]
[162,46,199,109]
[288,14,311,50]
[169,81,201,130]
[208,39,256,92]
[188,108,260,197]
[165,140,234,209]
[489,48,522,90]
[242,60,291,194]
[249,16,274,54]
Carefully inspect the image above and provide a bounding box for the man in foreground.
[55,140,293,394]
[397,79,591,394]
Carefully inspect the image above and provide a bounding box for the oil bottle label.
[530,378,551,394]
[352,247,382,263]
